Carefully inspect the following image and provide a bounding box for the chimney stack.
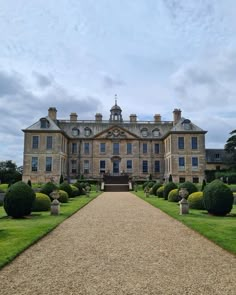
[173,109,182,125]
[154,114,161,122]
[95,113,103,121]
[70,112,78,121]
[130,114,137,122]
[48,107,57,120]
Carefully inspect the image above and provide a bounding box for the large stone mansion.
[22,101,209,183]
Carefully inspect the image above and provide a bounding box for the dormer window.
[40,118,50,128]
[182,119,192,130]
[152,128,160,137]
[72,128,79,136]
[141,128,148,137]
[84,127,92,137]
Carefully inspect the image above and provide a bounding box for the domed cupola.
[109,95,123,122]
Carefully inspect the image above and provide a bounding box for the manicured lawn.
[135,192,236,255]
[0,192,99,269]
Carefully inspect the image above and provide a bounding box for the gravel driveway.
[0,192,235,295]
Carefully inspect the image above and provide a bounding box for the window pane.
[142,160,148,173]
[32,136,39,149]
[100,160,106,173]
[72,143,77,153]
[143,143,147,153]
[191,137,198,149]
[31,157,38,171]
[178,137,184,149]
[154,143,160,154]
[46,157,52,172]
[192,157,198,167]
[113,143,119,155]
[154,160,160,172]
[100,143,106,153]
[46,136,52,149]
[127,143,132,154]
[84,143,90,154]
[84,160,89,174]
[127,160,132,169]
[71,160,77,174]
[179,157,185,167]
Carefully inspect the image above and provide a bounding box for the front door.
[113,160,119,174]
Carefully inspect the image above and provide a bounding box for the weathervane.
[115,94,117,105]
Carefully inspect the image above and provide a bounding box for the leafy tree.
[0,160,22,184]
[224,130,236,168]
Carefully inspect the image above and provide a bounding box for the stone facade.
[22,102,207,183]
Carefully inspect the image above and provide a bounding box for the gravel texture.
[0,192,235,295]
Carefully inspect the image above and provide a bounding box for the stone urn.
[50,190,60,215]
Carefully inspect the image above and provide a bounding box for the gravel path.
[0,192,235,295]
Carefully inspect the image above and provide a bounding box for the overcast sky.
[0,0,236,166]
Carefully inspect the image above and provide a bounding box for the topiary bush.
[188,192,204,210]
[40,182,58,198]
[178,181,198,198]
[32,193,51,211]
[163,182,178,200]
[203,179,234,216]
[58,190,69,203]
[152,183,163,196]
[59,182,73,198]
[3,181,35,218]
[168,189,180,202]
[70,185,80,198]
[156,185,164,198]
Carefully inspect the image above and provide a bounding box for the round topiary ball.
[188,192,204,210]
[58,190,69,203]
[178,181,198,198]
[152,183,162,196]
[40,182,58,198]
[156,186,164,198]
[32,193,51,211]
[163,182,178,200]
[59,182,73,198]
[70,185,80,198]
[3,181,35,218]
[203,179,233,216]
[168,189,180,202]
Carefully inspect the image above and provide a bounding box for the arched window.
[152,128,160,137]
[72,128,79,136]
[84,127,92,137]
[40,118,50,128]
[141,128,148,137]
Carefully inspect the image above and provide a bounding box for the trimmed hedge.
[59,182,73,198]
[32,193,51,211]
[178,181,198,198]
[188,192,204,210]
[168,189,180,202]
[203,179,233,216]
[58,190,69,203]
[163,182,178,200]
[40,182,58,198]
[152,183,163,196]
[156,186,164,198]
[4,181,35,218]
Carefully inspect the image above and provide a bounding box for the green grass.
[135,192,236,255]
[0,184,8,192]
[0,192,100,269]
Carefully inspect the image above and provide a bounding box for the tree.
[0,160,22,184]
[224,130,236,168]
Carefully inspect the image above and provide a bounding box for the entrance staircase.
[103,175,130,192]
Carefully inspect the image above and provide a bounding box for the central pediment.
[94,125,139,139]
